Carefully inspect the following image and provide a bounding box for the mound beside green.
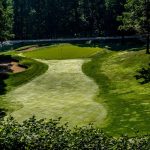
[5,56,48,91]
[83,49,150,136]
[0,55,48,115]
[23,44,102,59]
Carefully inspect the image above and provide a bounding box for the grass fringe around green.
[0,55,48,115]
[5,56,48,91]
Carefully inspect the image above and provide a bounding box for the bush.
[0,117,149,150]
[135,63,150,84]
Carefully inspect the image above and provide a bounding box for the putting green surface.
[2,59,107,127]
[23,44,101,59]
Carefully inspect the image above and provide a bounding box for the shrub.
[0,117,149,150]
[135,63,150,84]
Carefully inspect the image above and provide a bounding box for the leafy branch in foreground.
[0,116,149,150]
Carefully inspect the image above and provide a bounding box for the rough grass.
[22,44,102,59]
[82,49,150,136]
[5,56,48,91]
[0,55,48,114]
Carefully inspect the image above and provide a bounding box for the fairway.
[2,59,107,127]
[23,44,101,59]
[1,44,150,136]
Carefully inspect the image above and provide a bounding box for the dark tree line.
[119,0,150,54]
[0,0,149,54]
[0,0,13,42]
[12,0,127,39]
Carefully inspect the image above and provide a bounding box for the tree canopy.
[0,0,149,47]
[0,0,13,42]
[12,0,127,39]
[119,0,150,53]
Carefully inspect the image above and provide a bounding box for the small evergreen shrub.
[135,63,150,84]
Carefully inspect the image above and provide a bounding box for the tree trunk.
[146,34,150,54]
[0,41,3,51]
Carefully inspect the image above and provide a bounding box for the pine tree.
[0,0,14,44]
[119,0,150,54]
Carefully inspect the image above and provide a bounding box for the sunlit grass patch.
[22,44,102,60]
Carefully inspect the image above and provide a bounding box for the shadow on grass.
[0,55,15,95]
[82,51,150,136]
[135,63,150,84]
[0,108,7,119]
[0,73,9,95]
[0,73,9,119]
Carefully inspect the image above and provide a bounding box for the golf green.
[23,44,102,59]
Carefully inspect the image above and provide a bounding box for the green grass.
[0,55,48,114]
[2,59,106,128]
[23,44,102,59]
[82,49,150,136]
[1,43,150,136]
[5,56,48,91]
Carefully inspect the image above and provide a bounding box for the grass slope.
[23,44,101,59]
[0,55,48,114]
[83,49,150,136]
[5,56,48,91]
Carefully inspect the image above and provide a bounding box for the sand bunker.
[0,61,26,73]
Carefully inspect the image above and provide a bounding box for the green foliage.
[13,0,126,39]
[135,63,150,84]
[105,0,126,35]
[0,116,149,150]
[0,0,14,42]
[118,0,150,53]
[118,0,146,32]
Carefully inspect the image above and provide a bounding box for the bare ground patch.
[17,45,39,52]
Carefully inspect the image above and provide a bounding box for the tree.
[105,0,126,36]
[12,0,129,39]
[119,0,150,54]
[0,0,13,44]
